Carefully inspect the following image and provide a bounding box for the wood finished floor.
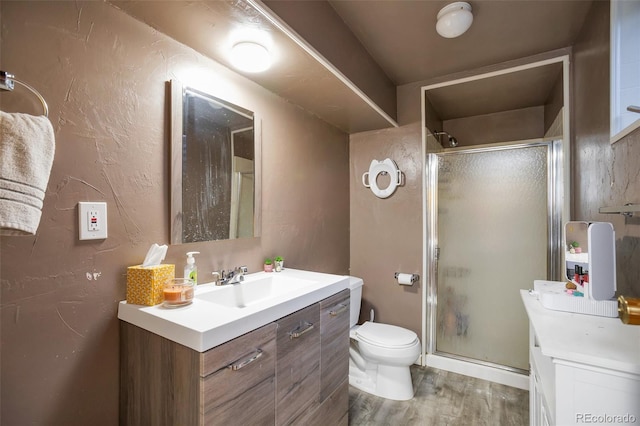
[349,365,529,426]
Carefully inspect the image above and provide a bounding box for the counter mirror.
[170,80,261,244]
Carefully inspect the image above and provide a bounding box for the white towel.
[0,111,55,235]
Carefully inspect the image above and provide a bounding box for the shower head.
[433,131,459,148]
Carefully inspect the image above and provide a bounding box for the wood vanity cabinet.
[120,290,350,426]
[274,289,350,426]
[200,323,277,424]
[275,303,321,425]
[317,289,350,426]
[120,321,277,426]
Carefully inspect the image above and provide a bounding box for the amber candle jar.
[163,278,194,308]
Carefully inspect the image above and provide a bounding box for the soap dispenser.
[184,251,200,285]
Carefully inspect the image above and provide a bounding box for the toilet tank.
[348,276,363,328]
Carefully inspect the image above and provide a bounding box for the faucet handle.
[238,265,248,274]
[212,271,222,286]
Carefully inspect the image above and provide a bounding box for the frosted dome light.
[230,41,272,73]
[436,2,473,38]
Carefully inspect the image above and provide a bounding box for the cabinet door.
[532,374,551,426]
[276,303,321,425]
[319,289,350,400]
[200,322,277,425]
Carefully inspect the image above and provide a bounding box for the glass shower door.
[431,144,550,371]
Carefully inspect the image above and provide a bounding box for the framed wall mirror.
[170,80,261,244]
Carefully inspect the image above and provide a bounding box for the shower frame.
[419,54,571,389]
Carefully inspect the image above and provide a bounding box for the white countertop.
[520,289,640,375]
[118,269,349,352]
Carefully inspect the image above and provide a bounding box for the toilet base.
[349,358,415,401]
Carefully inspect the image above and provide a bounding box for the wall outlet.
[78,202,108,240]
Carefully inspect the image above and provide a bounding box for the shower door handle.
[435,247,440,260]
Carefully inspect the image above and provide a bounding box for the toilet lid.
[355,322,419,348]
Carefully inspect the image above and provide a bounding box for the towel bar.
[0,71,49,117]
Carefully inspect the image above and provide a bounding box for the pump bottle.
[184,251,200,285]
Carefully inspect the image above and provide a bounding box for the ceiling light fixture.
[230,41,272,73]
[436,2,473,39]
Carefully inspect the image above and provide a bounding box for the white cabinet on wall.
[521,290,640,426]
[611,0,640,143]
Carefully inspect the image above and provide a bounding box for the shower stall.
[423,140,564,388]
[420,56,570,389]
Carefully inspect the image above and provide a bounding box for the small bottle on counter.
[184,251,200,285]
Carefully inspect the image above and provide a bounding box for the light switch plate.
[78,202,108,240]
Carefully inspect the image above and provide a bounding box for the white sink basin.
[118,268,349,352]
[196,275,316,308]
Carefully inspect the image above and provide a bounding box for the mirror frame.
[169,79,262,244]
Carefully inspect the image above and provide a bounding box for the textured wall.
[444,105,545,147]
[544,72,564,134]
[0,2,349,424]
[349,123,423,335]
[572,0,640,297]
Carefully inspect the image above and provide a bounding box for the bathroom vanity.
[521,290,640,426]
[118,269,350,425]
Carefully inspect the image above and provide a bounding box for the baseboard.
[424,353,529,390]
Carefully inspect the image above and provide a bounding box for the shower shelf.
[598,203,640,217]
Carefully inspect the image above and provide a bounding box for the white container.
[564,221,616,300]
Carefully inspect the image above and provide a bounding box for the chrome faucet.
[213,266,248,286]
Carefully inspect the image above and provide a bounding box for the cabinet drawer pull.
[289,321,314,339]
[627,105,640,113]
[227,349,263,371]
[329,303,348,317]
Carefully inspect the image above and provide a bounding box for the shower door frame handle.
[425,153,439,356]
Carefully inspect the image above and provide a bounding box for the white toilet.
[348,276,421,401]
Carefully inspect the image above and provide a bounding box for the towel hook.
[0,71,49,117]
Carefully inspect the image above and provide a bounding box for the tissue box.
[126,264,175,306]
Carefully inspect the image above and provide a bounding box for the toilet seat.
[355,322,419,349]
[361,158,402,199]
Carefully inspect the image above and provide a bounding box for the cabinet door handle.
[329,303,348,317]
[227,349,263,371]
[627,105,640,113]
[289,321,314,339]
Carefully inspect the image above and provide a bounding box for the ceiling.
[326,0,592,86]
[111,0,398,133]
[426,61,563,120]
[112,0,594,132]
[266,0,592,121]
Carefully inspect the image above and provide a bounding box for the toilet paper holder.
[394,272,419,285]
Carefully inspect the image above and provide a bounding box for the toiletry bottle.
[184,251,200,285]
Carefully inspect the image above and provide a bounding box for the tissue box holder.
[126,264,175,306]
